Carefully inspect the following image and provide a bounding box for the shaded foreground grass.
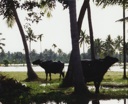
[0,71,128,103]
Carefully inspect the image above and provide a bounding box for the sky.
[0,1,128,54]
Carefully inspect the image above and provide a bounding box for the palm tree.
[57,48,63,60]
[61,0,90,93]
[26,27,37,52]
[94,0,128,7]
[78,0,90,33]
[57,48,62,55]
[0,0,38,80]
[114,35,123,62]
[116,11,127,79]
[52,43,57,52]
[37,34,43,53]
[0,33,5,52]
[68,0,88,95]
[94,38,104,58]
[11,1,38,80]
[122,1,127,79]
[77,0,95,60]
[87,2,95,60]
[103,35,114,56]
[117,17,128,22]
[114,36,123,51]
[126,42,128,55]
[60,0,95,91]
[79,30,90,54]
[94,0,128,79]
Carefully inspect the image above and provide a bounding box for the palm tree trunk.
[62,0,90,88]
[87,3,95,60]
[29,40,31,52]
[83,41,85,54]
[61,51,74,87]
[77,0,95,60]
[78,0,89,34]
[40,41,42,53]
[68,0,88,95]
[123,2,126,79]
[12,2,38,80]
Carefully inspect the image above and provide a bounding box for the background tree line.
[0,49,70,65]
[0,34,127,65]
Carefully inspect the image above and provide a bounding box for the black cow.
[32,59,64,80]
[81,56,118,93]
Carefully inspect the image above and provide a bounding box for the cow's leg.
[46,72,48,81]
[62,72,64,78]
[59,72,64,80]
[59,73,61,80]
[94,81,101,94]
[49,73,52,81]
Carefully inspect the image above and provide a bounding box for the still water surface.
[31,99,128,104]
[88,99,127,104]
[0,99,127,104]
[0,64,127,72]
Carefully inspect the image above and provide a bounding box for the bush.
[0,75,30,103]
[3,60,9,66]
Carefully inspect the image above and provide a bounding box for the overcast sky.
[0,1,128,53]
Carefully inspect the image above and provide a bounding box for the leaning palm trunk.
[12,1,38,80]
[78,0,89,33]
[87,3,95,60]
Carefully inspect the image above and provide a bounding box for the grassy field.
[1,71,128,84]
[0,71,128,103]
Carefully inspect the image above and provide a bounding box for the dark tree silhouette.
[87,3,95,59]
[68,0,89,94]
[62,0,95,89]
[0,0,38,80]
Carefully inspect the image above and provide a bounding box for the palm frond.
[116,17,128,22]
[6,16,15,28]
[0,46,4,51]
[37,34,43,41]
[0,43,5,46]
[94,0,128,8]
[0,38,5,41]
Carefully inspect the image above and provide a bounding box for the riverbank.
[1,71,128,94]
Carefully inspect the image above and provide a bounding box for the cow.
[32,59,64,80]
[81,56,118,93]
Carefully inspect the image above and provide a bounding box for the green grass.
[0,71,128,103]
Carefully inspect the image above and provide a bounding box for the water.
[89,99,127,104]
[0,98,127,104]
[0,64,127,72]
[0,66,42,72]
[30,99,128,104]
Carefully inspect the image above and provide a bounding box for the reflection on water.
[92,99,100,104]
[2,97,126,104]
[30,99,127,104]
[0,93,127,104]
[0,99,124,104]
[89,99,128,104]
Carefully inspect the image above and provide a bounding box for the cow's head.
[105,56,119,64]
[32,59,41,65]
